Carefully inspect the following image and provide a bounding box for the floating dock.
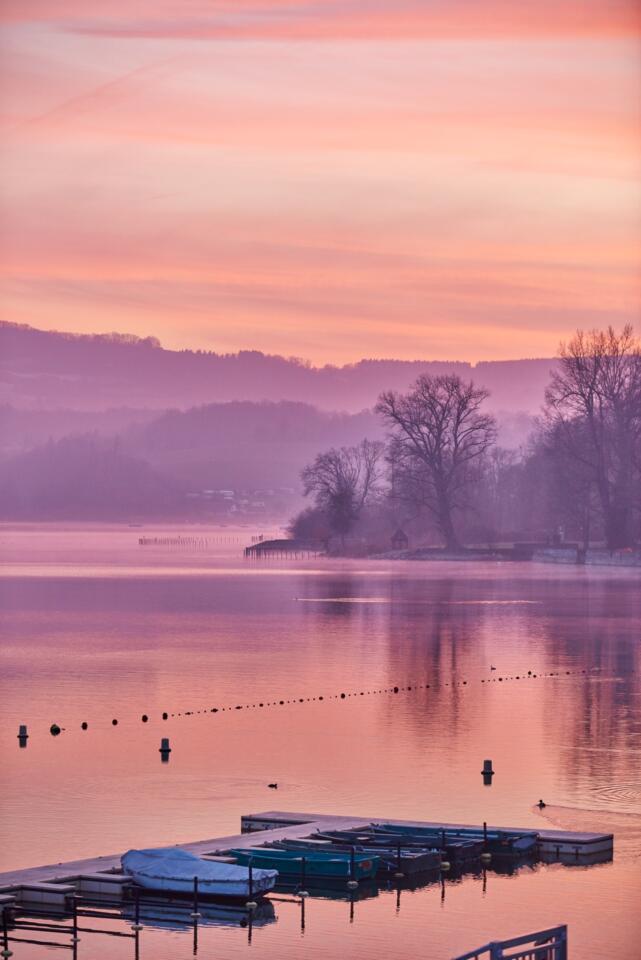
[0,809,613,897]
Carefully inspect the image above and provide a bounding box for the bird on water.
[537,799,546,809]
[268,783,278,789]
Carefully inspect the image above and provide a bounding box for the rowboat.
[229,847,379,881]
[267,838,441,875]
[121,848,277,899]
[373,823,538,858]
[316,828,483,862]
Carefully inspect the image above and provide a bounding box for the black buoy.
[112,719,118,726]
[482,759,494,786]
[162,712,168,720]
[50,724,61,736]
[141,715,148,723]
[81,722,88,730]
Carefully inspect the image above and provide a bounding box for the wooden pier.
[0,809,613,896]
[244,539,325,559]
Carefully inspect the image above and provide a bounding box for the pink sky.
[1,1,640,362]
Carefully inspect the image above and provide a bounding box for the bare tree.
[376,375,496,550]
[301,439,385,545]
[544,325,641,549]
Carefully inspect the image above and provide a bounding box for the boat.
[267,838,441,875]
[121,848,277,899]
[229,847,379,881]
[315,828,483,862]
[373,823,538,858]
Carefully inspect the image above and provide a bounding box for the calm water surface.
[1,525,640,959]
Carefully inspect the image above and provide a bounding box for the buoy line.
[24,666,619,740]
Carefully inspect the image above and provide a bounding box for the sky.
[1,1,640,363]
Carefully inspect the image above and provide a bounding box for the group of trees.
[293,326,641,552]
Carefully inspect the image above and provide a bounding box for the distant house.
[391,528,409,551]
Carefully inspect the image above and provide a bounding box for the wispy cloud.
[2,1,640,39]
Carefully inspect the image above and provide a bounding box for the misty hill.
[0,397,534,520]
[0,322,555,414]
[0,404,156,460]
[0,435,180,520]
[128,400,382,491]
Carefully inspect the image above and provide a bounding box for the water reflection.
[1,530,640,958]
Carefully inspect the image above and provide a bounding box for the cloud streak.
[3,1,641,39]
[1,3,640,361]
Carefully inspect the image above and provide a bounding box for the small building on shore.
[391,528,409,551]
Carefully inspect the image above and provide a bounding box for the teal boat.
[229,848,379,881]
[373,823,538,857]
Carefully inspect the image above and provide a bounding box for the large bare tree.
[301,439,384,545]
[376,375,496,550]
[544,325,641,549]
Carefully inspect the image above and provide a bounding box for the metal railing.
[453,925,567,960]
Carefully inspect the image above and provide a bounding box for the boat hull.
[229,849,378,881]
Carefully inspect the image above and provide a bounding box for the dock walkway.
[0,810,613,891]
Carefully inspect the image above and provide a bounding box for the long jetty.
[0,809,613,894]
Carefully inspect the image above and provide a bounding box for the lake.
[1,524,640,959]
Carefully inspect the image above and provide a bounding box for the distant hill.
[128,400,382,491]
[0,322,555,414]
[0,395,535,521]
[0,435,180,520]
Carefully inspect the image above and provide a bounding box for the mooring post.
[131,885,143,931]
[347,845,358,889]
[191,876,200,919]
[246,858,257,910]
[395,842,404,879]
[483,821,488,846]
[71,894,79,944]
[1,906,11,960]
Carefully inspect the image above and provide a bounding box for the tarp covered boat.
[121,848,277,899]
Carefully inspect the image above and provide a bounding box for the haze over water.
[1,524,640,958]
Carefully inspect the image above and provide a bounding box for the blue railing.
[453,925,567,960]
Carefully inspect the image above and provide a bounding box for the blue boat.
[268,838,441,875]
[229,847,379,881]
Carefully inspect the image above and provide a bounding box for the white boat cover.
[121,847,277,888]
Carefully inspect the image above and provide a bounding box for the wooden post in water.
[1,906,10,960]
[299,855,308,898]
[347,846,358,889]
[131,885,143,932]
[191,876,200,919]
[395,842,404,878]
[71,894,79,944]
[246,858,257,911]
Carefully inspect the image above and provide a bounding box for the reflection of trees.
[293,567,641,797]
[537,576,641,803]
